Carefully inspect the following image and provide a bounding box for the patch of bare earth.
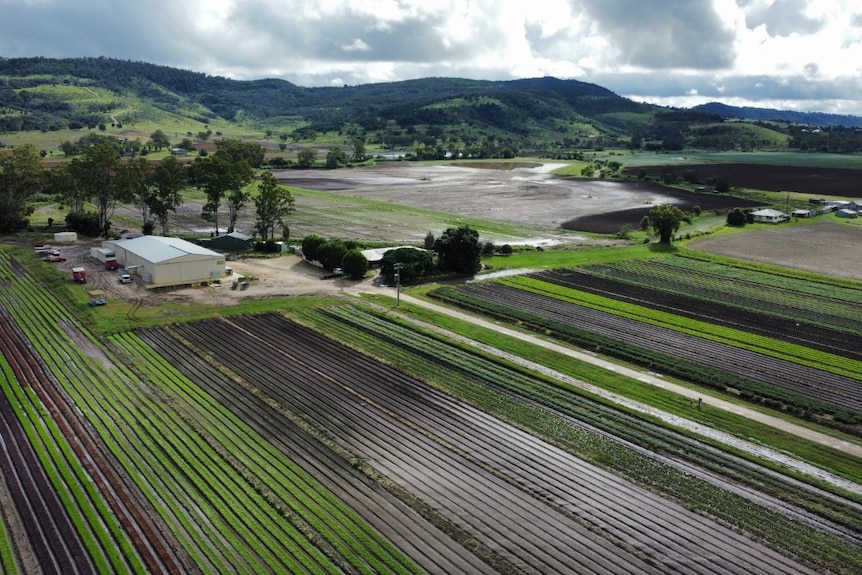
[688,220,862,281]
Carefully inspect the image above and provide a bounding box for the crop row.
[534,267,861,360]
[117,329,425,575]
[503,274,862,381]
[135,325,483,575]
[667,252,862,303]
[180,310,842,575]
[429,283,862,427]
[307,305,862,540]
[0,250,355,574]
[567,258,862,334]
[0,255,146,574]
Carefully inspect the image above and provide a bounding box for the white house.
[103,236,225,287]
[750,209,788,223]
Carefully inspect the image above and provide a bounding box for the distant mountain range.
[690,102,862,128]
[1,56,860,155]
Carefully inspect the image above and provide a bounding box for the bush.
[65,211,101,237]
[342,249,368,280]
[500,244,512,255]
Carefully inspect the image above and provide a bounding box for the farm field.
[429,254,862,432]
[1,247,862,573]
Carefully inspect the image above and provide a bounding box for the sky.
[2,0,862,116]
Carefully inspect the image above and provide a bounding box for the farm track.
[457,282,862,414]
[154,313,817,575]
[536,267,862,361]
[137,327,493,575]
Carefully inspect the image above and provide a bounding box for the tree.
[253,172,295,242]
[424,231,436,250]
[648,203,685,244]
[301,234,326,263]
[317,240,347,271]
[325,148,348,169]
[70,142,124,238]
[342,249,368,280]
[435,225,482,275]
[190,155,252,235]
[0,143,43,233]
[726,208,747,227]
[148,156,186,235]
[296,149,317,168]
[380,247,434,284]
[351,138,366,162]
[215,139,265,168]
[148,129,171,151]
[117,156,154,229]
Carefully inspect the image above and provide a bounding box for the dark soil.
[562,183,763,234]
[624,164,861,197]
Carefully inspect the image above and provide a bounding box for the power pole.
[394,262,403,306]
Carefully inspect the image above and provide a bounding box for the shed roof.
[110,236,221,263]
[225,231,253,241]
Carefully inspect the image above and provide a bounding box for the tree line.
[0,138,295,241]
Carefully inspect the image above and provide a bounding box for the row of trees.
[0,138,294,240]
[299,226,484,283]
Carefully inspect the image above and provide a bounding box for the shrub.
[342,249,368,280]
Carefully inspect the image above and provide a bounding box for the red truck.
[71,267,87,283]
[105,258,119,270]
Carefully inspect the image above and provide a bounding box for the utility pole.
[393,262,403,306]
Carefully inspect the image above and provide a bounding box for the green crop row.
[0,260,145,574]
[502,274,862,380]
[428,284,862,427]
[295,303,862,574]
[0,251,334,573]
[575,258,862,327]
[123,327,423,575]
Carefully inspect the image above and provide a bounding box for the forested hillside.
[1,56,861,154]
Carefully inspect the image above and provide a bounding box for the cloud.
[0,0,860,115]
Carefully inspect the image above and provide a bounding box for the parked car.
[118,273,131,284]
[88,298,107,306]
[44,255,66,262]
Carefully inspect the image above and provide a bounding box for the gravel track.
[458,282,862,414]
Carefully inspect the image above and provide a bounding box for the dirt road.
[346,287,862,493]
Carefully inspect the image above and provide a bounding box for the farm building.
[751,208,788,223]
[90,247,115,263]
[361,246,428,268]
[199,231,254,252]
[103,236,226,288]
[791,209,812,218]
[53,231,77,243]
[836,208,859,219]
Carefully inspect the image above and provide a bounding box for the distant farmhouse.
[750,208,788,223]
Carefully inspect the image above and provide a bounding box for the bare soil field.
[627,163,862,197]
[689,220,862,281]
[273,162,760,236]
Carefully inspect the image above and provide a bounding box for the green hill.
[0,56,842,155]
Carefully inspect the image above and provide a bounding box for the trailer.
[71,267,87,283]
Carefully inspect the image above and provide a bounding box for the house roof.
[361,245,427,263]
[751,208,786,217]
[109,236,221,263]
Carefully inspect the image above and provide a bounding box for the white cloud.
[0,0,859,114]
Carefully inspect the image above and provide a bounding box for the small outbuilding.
[53,231,77,243]
[836,208,859,219]
[103,236,225,288]
[751,208,788,223]
[199,231,254,252]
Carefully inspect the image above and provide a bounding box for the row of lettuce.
[0,249,423,575]
[427,254,862,429]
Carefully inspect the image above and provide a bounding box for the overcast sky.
[2,0,861,115]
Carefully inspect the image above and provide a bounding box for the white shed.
[751,208,788,223]
[103,236,225,288]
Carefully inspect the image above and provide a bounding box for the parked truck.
[71,267,86,283]
[105,258,119,270]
